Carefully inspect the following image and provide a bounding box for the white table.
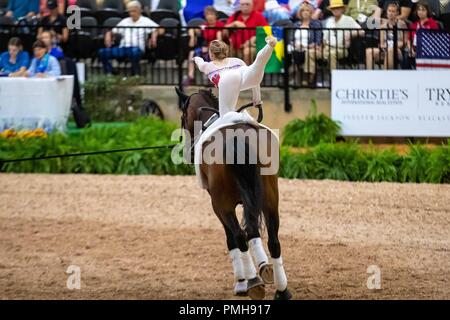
[0,76,74,132]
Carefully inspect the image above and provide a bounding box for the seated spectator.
[0,37,30,77]
[26,40,61,77]
[263,0,291,24]
[366,3,407,69]
[292,2,322,86]
[39,30,65,60]
[346,0,381,25]
[321,0,363,70]
[38,0,68,44]
[39,0,65,17]
[290,0,322,20]
[408,1,440,57]
[99,1,159,76]
[225,0,269,64]
[5,0,40,20]
[378,0,413,21]
[319,0,350,19]
[184,6,225,86]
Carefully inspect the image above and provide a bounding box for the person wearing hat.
[38,0,68,44]
[318,0,350,19]
[99,1,159,75]
[321,0,363,70]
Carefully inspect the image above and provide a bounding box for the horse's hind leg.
[213,202,265,300]
[215,214,247,296]
[245,226,273,285]
[262,176,292,300]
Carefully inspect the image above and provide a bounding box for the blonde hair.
[209,40,229,60]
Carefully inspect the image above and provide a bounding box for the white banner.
[0,76,74,132]
[331,70,450,137]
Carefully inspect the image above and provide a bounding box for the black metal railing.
[0,23,439,111]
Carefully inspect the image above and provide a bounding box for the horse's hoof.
[274,288,292,300]
[259,263,274,284]
[247,276,265,300]
[233,280,248,296]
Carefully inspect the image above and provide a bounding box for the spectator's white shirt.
[323,15,361,48]
[113,16,159,52]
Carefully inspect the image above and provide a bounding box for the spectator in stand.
[378,0,413,21]
[366,3,407,69]
[5,0,40,20]
[225,0,268,64]
[318,0,351,19]
[39,0,64,17]
[408,1,440,57]
[346,0,381,25]
[99,1,159,76]
[38,0,69,44]
[184,6,225,86]
[0,37,30,77]
[39,30,65,60]
[292,2,322,86]
[263,0,291,24]
[321,0,363,70]
[290,0,322,20]
[26,40,61,77]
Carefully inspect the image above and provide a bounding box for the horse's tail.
[228,134,263,235]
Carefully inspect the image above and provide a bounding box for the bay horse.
[175,88,292,300]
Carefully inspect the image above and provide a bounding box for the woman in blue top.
[0,37,30,77]
[26,40,61,78]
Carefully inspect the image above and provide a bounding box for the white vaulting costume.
[193,40,275,117]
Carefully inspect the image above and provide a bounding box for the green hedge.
[279,142,450,183]
[1,117,449,183]
[0,117,193,175]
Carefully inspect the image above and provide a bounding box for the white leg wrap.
[241,250,257,280]
[249,237,269,268]
[272,256,288,291]
[229,248,245,281]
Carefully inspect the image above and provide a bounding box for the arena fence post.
[283,27,292,112]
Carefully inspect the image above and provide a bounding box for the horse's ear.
[175,87,189,105]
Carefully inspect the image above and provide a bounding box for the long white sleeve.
[193,57,208,73]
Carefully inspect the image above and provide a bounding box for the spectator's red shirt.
[409,18,440,45]
[202,20,225,46]
[226,11,268,49]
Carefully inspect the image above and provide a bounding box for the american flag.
[416,29,450,70]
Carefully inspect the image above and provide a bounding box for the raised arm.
[193,56,208,73]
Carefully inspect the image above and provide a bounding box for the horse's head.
[175,87,219,143]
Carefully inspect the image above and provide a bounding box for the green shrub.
[399,143,432,183]
[282,100,341,147]
[310,142,363,181]
[0,117,193,175]
[426,140,450,183]
[362,148,402,182]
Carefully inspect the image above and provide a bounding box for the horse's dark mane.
[198,89,219,110]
